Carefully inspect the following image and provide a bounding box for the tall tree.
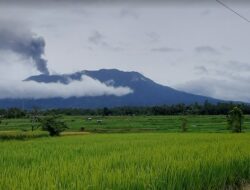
[38,115,68,136]
[227,107,244,133]
[29,107,40,131]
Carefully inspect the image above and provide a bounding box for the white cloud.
[0,76,133,99]
[1,4,250,103]
[177,77,250,102]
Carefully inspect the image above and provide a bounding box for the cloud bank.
[177,77,250,102]
[0,76,133,99]
[177,60,250,102]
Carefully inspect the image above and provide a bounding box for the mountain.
[0,69,221,108]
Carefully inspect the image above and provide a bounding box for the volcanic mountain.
[0,69,220,108]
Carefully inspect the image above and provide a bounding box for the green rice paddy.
[0,116,250,189]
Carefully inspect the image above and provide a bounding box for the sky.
[0,0,250,101]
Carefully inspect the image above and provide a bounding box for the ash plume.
[0,23,49,74]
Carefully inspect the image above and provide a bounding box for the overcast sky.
[0,0,250,101]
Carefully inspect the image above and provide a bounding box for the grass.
[1,115,250,132]
[1,133,250,189]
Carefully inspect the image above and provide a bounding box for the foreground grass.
[1,133,250,190]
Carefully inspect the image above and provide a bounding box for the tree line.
[0,101,250,118]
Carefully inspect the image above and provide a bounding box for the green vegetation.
[0,108,250,189]
[180,116,188,132]
[227,107,244,133]
[38,115,68,136]
[1,133,250,189]
[2,102,250,119]
[1,115,250,133]
[0,131,49,140]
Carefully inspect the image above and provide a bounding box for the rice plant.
[0,133,250,189]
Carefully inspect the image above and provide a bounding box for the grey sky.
[0,1,250,101]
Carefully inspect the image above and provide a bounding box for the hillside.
[0,69,220,108]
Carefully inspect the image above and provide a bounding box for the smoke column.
[0,25,49,74]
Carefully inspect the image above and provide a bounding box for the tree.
[29,107,40,131]
[180,117,188,132]
[227,107,244,133]
[38,115,68,136]
[0,115,3,125]
[6,108,25,119]
[102,107,111,116]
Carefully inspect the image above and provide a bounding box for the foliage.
[2,102,250,117]
[1,115,250,133]
[3,108,26,119]
[180,117,188,132]
[38,115,68,136]
[37,102,250,116]
[29,107,41,131]
[227,107,244,133]
[1,133,250,189]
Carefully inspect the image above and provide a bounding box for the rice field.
[1,133,250,190]
[1,115,250,133]
[0,131,49,140]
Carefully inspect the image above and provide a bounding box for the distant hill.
[0,69,221,108]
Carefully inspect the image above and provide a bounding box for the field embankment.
[0,131,49,140]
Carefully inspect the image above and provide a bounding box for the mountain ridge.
[0,69,221,108]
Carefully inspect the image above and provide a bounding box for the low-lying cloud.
[176,77,250,102]
[0,76,133,99]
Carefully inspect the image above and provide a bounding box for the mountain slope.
[1,69,221,108]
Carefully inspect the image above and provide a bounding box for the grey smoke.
[0,26,49,74]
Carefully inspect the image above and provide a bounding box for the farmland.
[1,133,250,190]
[1,115,250,133]
[1,115,250,189]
